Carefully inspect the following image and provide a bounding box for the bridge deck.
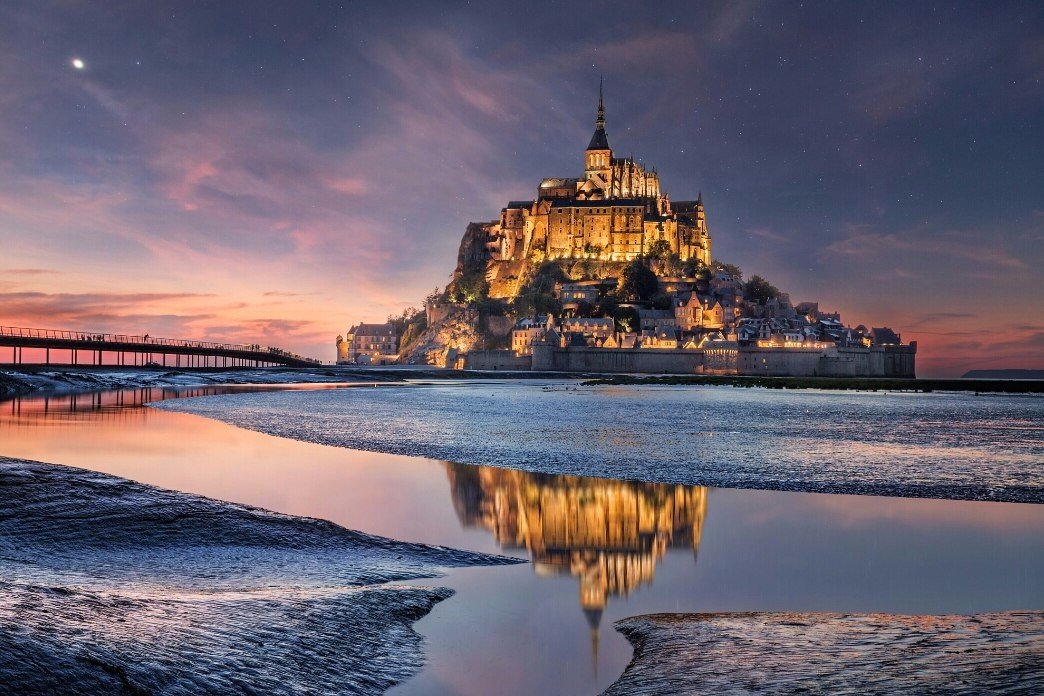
[0,326,320,368]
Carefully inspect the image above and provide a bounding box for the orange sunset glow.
[1,3,1041,375]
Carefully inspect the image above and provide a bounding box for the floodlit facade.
[483,83,712,266]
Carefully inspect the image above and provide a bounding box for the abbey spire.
[586,78,611,152]
[585,79,613,185]
[596,76,605,130]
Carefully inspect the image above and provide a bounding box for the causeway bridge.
[0,326,321,368]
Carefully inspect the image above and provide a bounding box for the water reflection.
[3,386,1044,696]
[446,462,708,663]
[1,383,351,423]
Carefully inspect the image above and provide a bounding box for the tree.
[425,286,444,306]
[475,298,509,316]
[618,259,659,303]
[743,275,781,305]
[452,271,489,303]
[574,300,596,317]
[651,293,674,310]
[574,257,595,280]
[613,305,640,333]
[663,252,684,277]
[387,306,422,332]
[512,294,535,317]
[682,258,704,277]
[647,239,671,261]
[711,259,743,280]
[596,294,620,318]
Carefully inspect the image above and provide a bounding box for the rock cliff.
[401,306,481,367]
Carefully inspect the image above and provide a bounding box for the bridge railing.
[0,325,321,364]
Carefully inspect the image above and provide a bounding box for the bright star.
[71,58,85,70]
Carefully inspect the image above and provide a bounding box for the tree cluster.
[451,270,489,304]
[742,275,781,305]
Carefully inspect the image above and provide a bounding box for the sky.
[0,1,1041,375]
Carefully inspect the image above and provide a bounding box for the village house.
[641,328,680,349]
[337,323,400,365]
[636,308,676,332]
[674,292,724,332]
[557,279,612,308]
[512,315,553,356]
[560,317,615,340]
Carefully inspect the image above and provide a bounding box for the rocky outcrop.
[456,222,493,275]
[402,306,482,366]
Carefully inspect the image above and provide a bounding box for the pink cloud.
[822,224,1028,270]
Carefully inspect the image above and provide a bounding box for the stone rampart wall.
[464,350,533,371]
[531,343,916,377]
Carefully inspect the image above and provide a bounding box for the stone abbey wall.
[532,345,705,374]
[530,343,916,377]
[739,345,917,378]
[464,350,533,371]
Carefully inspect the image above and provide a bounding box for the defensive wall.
[463,350,534,371]
[530,342,916,377]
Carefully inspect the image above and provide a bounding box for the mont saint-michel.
[2,3,1043,695]
[338,87,916,378]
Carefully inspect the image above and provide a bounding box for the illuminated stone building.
[483,82,712,270]
[444,461,708,662]
[336,322,400,365]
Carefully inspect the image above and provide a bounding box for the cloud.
[821,224,1029,270]
[708,0,761,45]
[910,312,977,326]
[0,3,1040,369]
[747,227,790,243]
[0,292,217,326]
[851,71,931,124]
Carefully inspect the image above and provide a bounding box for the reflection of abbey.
[445,461,707,663]
[486,82,712,267]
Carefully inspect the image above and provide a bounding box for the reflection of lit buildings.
[445,462,707,667]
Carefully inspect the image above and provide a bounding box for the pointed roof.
[586,78,611,151]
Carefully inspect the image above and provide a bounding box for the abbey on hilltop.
[483,80,711,268]
[337,83,915,378]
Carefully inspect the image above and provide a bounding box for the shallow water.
[2,383,1043,694]
[156,382,1044,503]
[0,455,513,695]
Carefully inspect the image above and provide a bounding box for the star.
[71,57,85,70]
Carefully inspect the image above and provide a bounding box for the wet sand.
[1,384,1042,694]
[608,611,1044,694]
[0,456,517,695]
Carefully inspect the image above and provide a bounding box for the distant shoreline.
[2,364,1042,399]
[962,369,1044,380]
[581,374,1044,393]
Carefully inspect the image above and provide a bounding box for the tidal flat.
[157,381,1044,503]
[0,456,518,695]
[607,612,1044,694]
[1,378,1042,694]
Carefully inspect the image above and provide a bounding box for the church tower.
[584,79,613,193]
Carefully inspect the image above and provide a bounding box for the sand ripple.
[607,611,1044,695]
[0,456,519,694]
